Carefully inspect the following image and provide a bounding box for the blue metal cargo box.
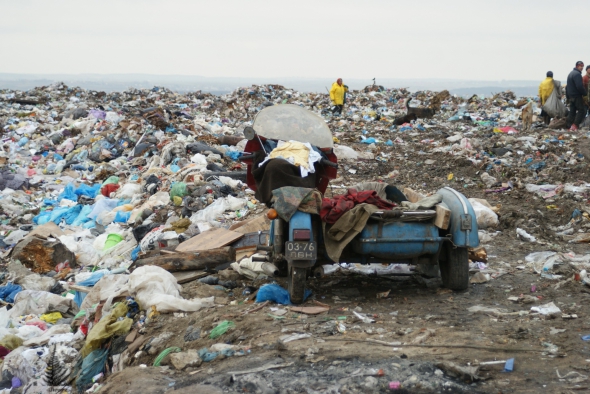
[351,221,447,259]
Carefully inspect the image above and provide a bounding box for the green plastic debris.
[209,320,235,339]
[102,176,120,186]
[153,347,181,366]
[170,182,188,200]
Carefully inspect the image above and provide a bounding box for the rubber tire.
[288,266,307,304]
[439,246,469,291]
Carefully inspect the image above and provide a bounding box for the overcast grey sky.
[0,0,587,81]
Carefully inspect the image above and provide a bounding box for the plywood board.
[229,215,271,234]
[173,271,208,284]
[175,228,243,253]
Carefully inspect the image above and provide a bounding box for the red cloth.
[101,183,120,197]
[0,346,9,359]
[320,188,396,224]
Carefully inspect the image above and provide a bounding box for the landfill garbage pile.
[0,81,589,392]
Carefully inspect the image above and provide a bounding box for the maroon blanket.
[320,188,396,224]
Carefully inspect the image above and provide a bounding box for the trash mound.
[0,80,588,391]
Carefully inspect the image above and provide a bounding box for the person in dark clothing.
[566,61,587,131]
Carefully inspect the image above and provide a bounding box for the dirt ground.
[99,127,590,393]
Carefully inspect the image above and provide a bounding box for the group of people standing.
[539,61,590,130]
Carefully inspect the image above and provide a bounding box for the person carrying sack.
[539,71,555,125]
[542,72,567,124]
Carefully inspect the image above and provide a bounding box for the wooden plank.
[175,228,243,253]
[135,248,236,272]
[434,203,451,230]
[229,215,270,234]
[403,188,425,203]
[172,271,208,284]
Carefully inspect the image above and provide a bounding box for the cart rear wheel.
[439,245,469,290]
[288,266,307,304]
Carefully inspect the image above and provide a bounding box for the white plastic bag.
[117,183,142,199]
[190,198,227,224]
[19,274,56,292]
[128,266,215,313]
[468,199,498,229]
[333,145,358,160]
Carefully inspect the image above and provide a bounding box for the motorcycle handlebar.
[320,159,338,168]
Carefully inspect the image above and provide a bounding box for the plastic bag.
[209,321,235,339]
[3,230,28,245]
[19,274,56,292]
[87,198,119,220]
[71,204,94,226]
[80,303,132,357]
[10,290,78,318]
[255,283,311,305]
[102,176,119,186]
[543,82,567,118]
[333,145,358,160]
[190,198,227,224]
[117,183,141,199]
[128,266,215,313]
[469,199,499,229]
[113,211,131,223]
[0,283,22,303]
[80,274,129,311]
[75,348,109,392]
[57,183,76,202]
[73,270,109,307]
[170,182,188,199]
[75,183,101,198]
[39,312,63,324]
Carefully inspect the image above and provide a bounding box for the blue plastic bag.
[48,206,71,224]
[33,211,51,225]
[0,283,22,303]
[113,211,131,223]
[43,199,58,206]
[131,246,141,261]
[197,348,218,362]
[361,138,376,144]
[76,348,109,392]
[255,283,311,305]
[75,184,101,198]
[72,205,94,226]
[63,205,83,225]
[225,150,242,160]
[73,270,109,307]
[57,184,77,202]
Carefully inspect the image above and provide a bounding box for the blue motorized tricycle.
[241,104,479,304]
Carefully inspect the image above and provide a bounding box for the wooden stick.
[226,362,294,375]
[240,301,268,316]
[323,338,543,353]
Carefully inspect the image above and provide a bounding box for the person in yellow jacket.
[330,78,348,115]
[539,71,555,125]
